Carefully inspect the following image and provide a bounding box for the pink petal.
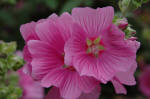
[20,21,39,42]
[41,69,66,88]
[45,86,100,99]
[18,68,44,99]
[111,78,127,94]
[64,23,87,66]
[72,6,114,37]
[28,40,63,80]
[78,85,101,99]
[45,87,62,99]
[36,13,73,53]
[115,61,137,85]
[77,76,99,93]
[43,68,99,99]
[23,45,32,62]
[23,63,32,75]
[60,71,82,99]
[101,25,139,72]
[48,13,58,21]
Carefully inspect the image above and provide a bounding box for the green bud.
[124,26,136,39]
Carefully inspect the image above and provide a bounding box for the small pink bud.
[117,18,128,30]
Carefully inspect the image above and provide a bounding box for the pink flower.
[18,68,44,99]
[20,14,58,74]
[64,7,140,83]
[139,66,150,97]
[21,12,99,99]
[45,86,100,99]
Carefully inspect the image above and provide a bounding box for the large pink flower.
[45,86,100,99]
[64,7,140,83]
[25,13,99,99]
[139,66,150,97]
[18,68,44,99]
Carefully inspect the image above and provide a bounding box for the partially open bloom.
[18,68,44,99]
[64,7,140,83]
[20,13,58,74]
[139,66,150,98]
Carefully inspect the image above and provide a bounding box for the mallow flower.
[64,6,140,83]
[20,13,58,75]
[22,12,99,99]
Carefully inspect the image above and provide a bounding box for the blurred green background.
[0,0,150,99]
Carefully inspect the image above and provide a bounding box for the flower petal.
[45,87,62,99]
[111,78,127,94]
[115,61,137,85]
[28,40,63,80]
[20,21,39,42]
[41,69,66,88]
[36,13,73,53]
[60,71,82,99]
[72,6,114,36]
[78,85,101,99]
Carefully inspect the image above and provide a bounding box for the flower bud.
[117,18,128,30]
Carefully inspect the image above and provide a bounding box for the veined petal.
[41,69,66,88]
[111,78,127,94]
[20,21,39,41]
[28,40,63,80]
[115,61,137,85]
[60,71,82,99]
[72,6,114,37]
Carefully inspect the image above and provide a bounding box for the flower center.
[86,37,105,57]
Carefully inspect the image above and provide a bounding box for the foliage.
[119,0,149,16]
[0,41,24,99]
